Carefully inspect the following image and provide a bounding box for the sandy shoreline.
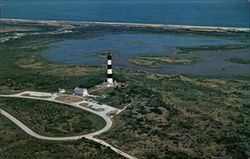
[1,18,249,32]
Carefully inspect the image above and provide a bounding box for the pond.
[42,33,249,76]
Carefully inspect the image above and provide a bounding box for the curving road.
[0,92,137,159]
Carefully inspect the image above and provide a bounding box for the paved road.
[0,92,137,159]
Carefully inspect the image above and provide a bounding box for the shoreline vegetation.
[176,44,250,54]
[1,18,249,45]
[128,55,203,68]
[224,58,250,64]
[1,18,249,32]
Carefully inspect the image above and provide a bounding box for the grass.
[128,58,162,68]
[0,20,250,158]
[0,97,105,137]
[98,71,250,159]
[176,44,250,54]
[0,115,124,159]
[0,32,107,92]
[0,26,40,33]
[224,58,250,64]
[128,55,203,68]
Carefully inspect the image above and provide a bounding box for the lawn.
[0,97,105,137]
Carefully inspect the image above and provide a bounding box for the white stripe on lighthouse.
[107,78,113,83]
[107,69,112,74]
[107,60,112,65]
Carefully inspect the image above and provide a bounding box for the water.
[43,34,242,64]
[2,0,249,28]
[42,33,250,75]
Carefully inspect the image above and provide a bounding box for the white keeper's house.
[74,87,88,96]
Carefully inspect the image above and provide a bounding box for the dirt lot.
[80,103,89,107]
[55,95,84,103]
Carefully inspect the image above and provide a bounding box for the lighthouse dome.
[107,54,112,59]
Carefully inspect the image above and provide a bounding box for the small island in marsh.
[128,55,204,68]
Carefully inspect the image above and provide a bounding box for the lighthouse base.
[102,81,117,87]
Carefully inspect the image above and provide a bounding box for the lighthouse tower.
[106,53,113,85]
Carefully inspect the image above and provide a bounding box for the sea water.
[2,0,249,28]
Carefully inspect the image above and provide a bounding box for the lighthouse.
[106,53,113,85]
[102,53,117,87]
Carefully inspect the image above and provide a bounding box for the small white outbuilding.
[59,88,66,94]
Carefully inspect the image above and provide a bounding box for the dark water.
[43,34,242,64]
[2,0,249,28]
[42,33,250,75]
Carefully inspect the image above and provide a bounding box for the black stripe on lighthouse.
[107,65,112,69]
[107,74,113,78]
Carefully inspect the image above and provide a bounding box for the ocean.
[2,0,249,28]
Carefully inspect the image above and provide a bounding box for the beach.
[1,18,249,32]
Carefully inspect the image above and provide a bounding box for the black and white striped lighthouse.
[107,53,113,85]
